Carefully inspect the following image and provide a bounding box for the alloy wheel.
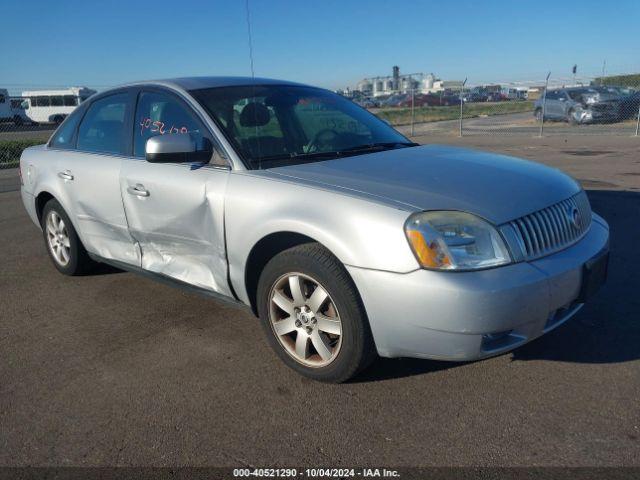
[45,211,71,266]
[268,272,342,367]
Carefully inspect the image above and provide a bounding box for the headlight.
[404,211,511,271]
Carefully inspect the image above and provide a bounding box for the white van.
[21,87,96,124]
[0,88,27,125]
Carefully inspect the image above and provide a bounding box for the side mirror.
[145,134,211,163]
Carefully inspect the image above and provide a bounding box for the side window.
[134,91,208,158]
[50,111,83,149]
[36,96,51,107]
[545,90,559,100]
[51,96,64,107]
[0,94,5,104]
[63,95,78,107]
[77,93,129,155]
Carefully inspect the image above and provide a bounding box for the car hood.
[268,145,581,225]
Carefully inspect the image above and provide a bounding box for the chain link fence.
[2,74,640,169]
[0,84,106,169]
[358,73,640,139]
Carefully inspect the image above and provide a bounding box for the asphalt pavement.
[1,136,639,467]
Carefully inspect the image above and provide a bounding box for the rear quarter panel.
[20,146,77,234]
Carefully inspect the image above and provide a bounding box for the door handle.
[57,170,74,181]
[127,183,150,197]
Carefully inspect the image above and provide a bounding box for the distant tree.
[592,74,640,88]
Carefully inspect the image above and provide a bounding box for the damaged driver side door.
[120,89,233,296]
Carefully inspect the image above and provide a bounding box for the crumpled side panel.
[120,161,231,296]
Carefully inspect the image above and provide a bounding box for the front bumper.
[347,214,609,360]
[575,108,619,124]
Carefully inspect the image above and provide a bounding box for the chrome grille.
[508,191,592,260]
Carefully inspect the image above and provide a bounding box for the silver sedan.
[19,77,609,382]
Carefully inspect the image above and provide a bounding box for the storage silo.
[423,73,435,92]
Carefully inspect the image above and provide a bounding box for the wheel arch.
[35,191,55,225]
[244,231,348,316]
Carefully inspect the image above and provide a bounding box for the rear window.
[77,93,129,155]
[50,110,83,150]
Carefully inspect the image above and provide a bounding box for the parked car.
[379,94,409,107]
[398,93,458,108]
[20,77,609,383]
[353,97,379,109]
[0,89,29,125]
[461,92,488,103]
[534,87,621,124]
[486,92,506,102]
[610,87,640,119]
[439,93,460,106]
[10,99,31,125]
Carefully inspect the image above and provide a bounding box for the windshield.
[567,89,589,100]
[190,85,414,169]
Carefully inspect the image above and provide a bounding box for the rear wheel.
[257,243,376,383]
[41,199,96,275]
[52,115,64,125]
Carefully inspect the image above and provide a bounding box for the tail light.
[18,166,24,186]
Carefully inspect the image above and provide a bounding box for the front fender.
[224,172,420,304]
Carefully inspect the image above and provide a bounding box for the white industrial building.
[356,67,463,97]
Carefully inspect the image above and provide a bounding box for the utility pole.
[459,78,467,137]
[601,59,607,84]
[539,71,551,138]
[410,87,415,137]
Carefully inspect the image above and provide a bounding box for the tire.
[41,199,96,275]
[257,243,376,383]
[567,108,579,125]
[53,115,64,125]
[534,108,543,122]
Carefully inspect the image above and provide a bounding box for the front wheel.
[567,108,580,125]
[41,199,96,275]
[257,243,376,383]
[534,108,543,122]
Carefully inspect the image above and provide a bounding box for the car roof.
[121,76,310,91]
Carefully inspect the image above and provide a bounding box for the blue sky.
[2,0,639,92]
